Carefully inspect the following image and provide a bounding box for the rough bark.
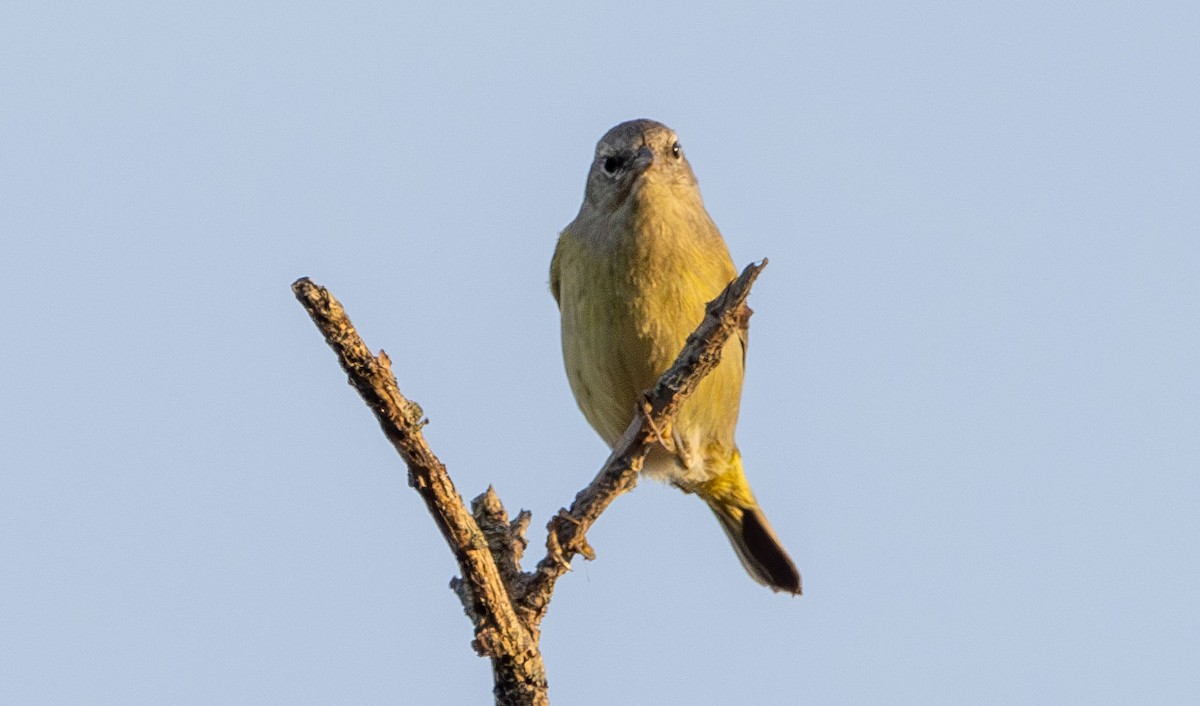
[291,259,766,705]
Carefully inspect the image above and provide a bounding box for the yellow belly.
[554,226,744,481]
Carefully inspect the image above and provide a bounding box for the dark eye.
[602,155,624,175]
[671,141,682,158]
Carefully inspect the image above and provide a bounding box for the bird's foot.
[640,394,677,455]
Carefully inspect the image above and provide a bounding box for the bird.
[549,119,801,594]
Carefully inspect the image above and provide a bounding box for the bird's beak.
[630,145,654,176]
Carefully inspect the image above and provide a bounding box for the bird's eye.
[602,155,624,175]
[671,141,682,159]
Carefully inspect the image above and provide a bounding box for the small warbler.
[550,119,801,594]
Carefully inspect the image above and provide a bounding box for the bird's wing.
[549,232,565,307]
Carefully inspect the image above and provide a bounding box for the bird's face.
[583,119,699,214]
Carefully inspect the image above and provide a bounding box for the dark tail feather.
[708,502,802,595]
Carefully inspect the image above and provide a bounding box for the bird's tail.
[695,451,802,595]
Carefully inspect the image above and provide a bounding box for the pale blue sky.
[2,2,1197,704]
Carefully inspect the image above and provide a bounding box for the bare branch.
[291,258,766,704]
[291,278,547,705]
